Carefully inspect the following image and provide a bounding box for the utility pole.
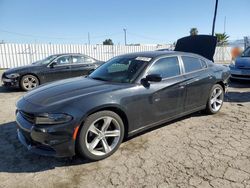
[123,28,127,45]
[88,32,90,45]
[212,0,219,36]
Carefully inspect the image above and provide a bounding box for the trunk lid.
[175,35,217,61]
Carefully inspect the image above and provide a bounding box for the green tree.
[215,33,229,46]
[190,28,198,36]
[103,39,114,45]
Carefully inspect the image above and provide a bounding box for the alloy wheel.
[210,87,223,112]
[85,116,121,156]
[22,76,38,90]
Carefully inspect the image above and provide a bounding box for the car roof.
[52,53,82,56]
[118,51,207,60]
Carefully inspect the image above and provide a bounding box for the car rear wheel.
[205,84,224,114]
[77,111,124,161]
[20,75,39,91]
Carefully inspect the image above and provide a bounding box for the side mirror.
[49,62,57,68]
[141,74,162,87]
[145,74,162,82]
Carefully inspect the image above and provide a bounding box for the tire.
[77,110,124,161]
[20,74,39,91]
[205,84,224,114]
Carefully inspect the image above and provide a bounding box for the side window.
[200,59,207,68]
[84,56,95,64]
[182,56,202,73]
[54,56,71,65]
[147,57,180,78]
[72,56,95,64]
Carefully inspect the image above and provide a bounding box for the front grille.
[236,66,250,70]
[19,111,35,124]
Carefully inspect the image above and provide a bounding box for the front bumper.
[16,111,76,157]
[230,67,250,80]
[1,74,20,88]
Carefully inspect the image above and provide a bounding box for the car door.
[142,56,186,124]
[70,55,97,77]
[181,56,213,111]
[43,55,72,82]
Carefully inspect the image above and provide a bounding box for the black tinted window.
[148,57,180,78]
[182,56,202,73]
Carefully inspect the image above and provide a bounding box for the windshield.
[32,55,58,65]
[89,56,150,83]
[242,47,250,57]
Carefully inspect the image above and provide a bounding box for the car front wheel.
[20,74,39,91]
[77,111,124,161]
[205,84,224,114]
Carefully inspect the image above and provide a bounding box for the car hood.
[175,35,217,61]
[4,64,43,75]
[23,77,129,107]
[235,57,250,69]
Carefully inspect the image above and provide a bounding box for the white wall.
[0,43,231,68]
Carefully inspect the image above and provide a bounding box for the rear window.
[182,56,202,73]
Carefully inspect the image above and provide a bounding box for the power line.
[0,28,122,40]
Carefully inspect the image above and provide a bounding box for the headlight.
[35,113,73,125]
[5,73,20,79]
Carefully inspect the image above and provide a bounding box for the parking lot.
[0,70,250,188]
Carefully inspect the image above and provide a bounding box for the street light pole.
[88,32,90,45]
[212,0,219,36]
[123,28,127,45]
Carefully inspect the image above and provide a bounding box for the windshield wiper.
[90,77,108,81]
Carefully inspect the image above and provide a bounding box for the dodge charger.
[16,35,230,160]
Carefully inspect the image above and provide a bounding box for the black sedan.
[1,53,103,91]
[16,36,230,160]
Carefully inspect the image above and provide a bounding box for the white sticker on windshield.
[135,57,152,62]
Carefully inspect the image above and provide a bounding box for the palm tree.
[215,33,229,46]
[103,39,114,45]
[190,28,198,36]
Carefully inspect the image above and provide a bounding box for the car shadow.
[225,80,250,103]
[0,121,94,173]
[124,111,205,142]
[0,111,206,173]
[0,86,23,93]
[225,91,250,103]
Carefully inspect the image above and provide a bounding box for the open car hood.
[175,35,217,61]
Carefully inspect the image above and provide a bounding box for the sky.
[0,0,249,44]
